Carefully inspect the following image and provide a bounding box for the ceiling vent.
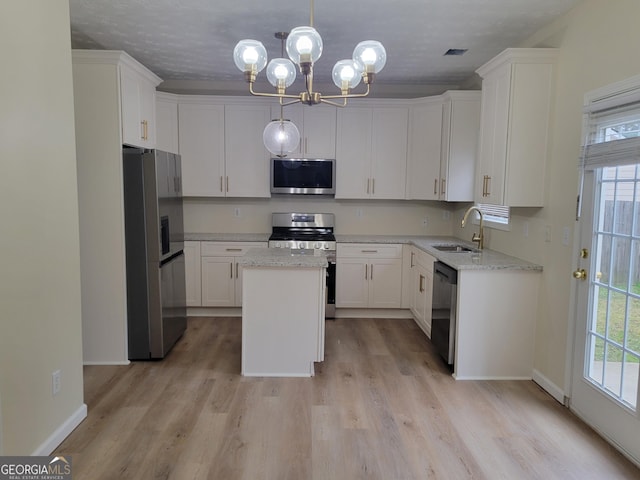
[444,48,468,56]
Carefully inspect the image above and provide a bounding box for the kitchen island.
[237,248,327,377]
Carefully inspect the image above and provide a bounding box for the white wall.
[462,0,640,393]
[0,0,85,454]
[185,198,455,236]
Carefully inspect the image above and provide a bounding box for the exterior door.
[572,165,640,463]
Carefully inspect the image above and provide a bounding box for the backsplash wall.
[184,198,457,236]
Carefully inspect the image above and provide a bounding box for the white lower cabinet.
[408,247,435,336]
[200,242,266,307]
[184,241,201,306]
[336,244,403,308]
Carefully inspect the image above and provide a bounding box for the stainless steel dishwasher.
[431,261,458,365]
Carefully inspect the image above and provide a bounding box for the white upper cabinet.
[120,57,161,148]
[406,98,443,200]
[225,103,271,197]
[475,48,558,207]
[270,103,337,159]
[406,91,480,202]
[336,103,409,199]
[155,92,179,154]
[178,97,271,198]
[178,100,225,197]
[439,91,481,202]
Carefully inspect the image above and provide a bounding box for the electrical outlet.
[52,370,61,396]
[545,225,552,243]
[356,208,363,218]
[422,216,429,227]
[234,207,241,218]
[442,210,451,220]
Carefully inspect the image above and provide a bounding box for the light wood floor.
[57,317,640,479]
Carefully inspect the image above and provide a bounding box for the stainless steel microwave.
[270,158,336,195]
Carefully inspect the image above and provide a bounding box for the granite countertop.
[336,235,542,271]
[236,247,328,268]
[185,233,542,272]
[185,232,270,242]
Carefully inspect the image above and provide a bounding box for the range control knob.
[314,242,320,249]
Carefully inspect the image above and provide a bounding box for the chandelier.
[232,0,386,156]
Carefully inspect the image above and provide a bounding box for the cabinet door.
[120,66,144,147]
[440,95,480,202]
[156,96,179,154]
[336,258,369,307]
[368,258,403,308]
[178,103,225,197]
[335,108,372,198]
[225,104,271,197]
[138,79,156,148]
[302,105,337,158]
[120,65,155,148]
[184,241,201,306]
[407,101,443,200]
[476,64,510,204]
[201,256,235,306]
[371,107,408,199]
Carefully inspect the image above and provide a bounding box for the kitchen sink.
[432,244,476,253]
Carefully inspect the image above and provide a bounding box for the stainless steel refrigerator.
[122,148,187,360]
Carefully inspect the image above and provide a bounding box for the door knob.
[573,269,587,280]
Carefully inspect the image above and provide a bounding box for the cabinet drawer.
[337,243,403,258]
[200,242,266,256]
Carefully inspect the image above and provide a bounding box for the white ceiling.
[69,0,581,97]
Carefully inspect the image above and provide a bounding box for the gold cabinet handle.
[410,251,415,268]
[485,175,491,196]
[573,269,587,280]
[434,179,438,195]
[419,274,425,292]
[141,120,148,141]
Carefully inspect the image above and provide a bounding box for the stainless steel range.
[268,213,336,318]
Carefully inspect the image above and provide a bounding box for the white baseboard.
[453,375,533,381]
[532,369,565,404]
[334,308,413,319]
[32,403,87,456]
[83,360,130,366]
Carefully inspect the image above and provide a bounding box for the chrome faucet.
[461,206,484,250]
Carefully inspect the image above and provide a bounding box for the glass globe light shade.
[233,39,268,73]
[286,26,323,65]
[263,120,300,157]
[266,58,297,89]
[352,40,386,73]
[332,59,363,90]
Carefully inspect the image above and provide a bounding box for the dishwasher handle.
[434,261,458,284]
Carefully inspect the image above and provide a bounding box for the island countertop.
[237,247,328,268]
